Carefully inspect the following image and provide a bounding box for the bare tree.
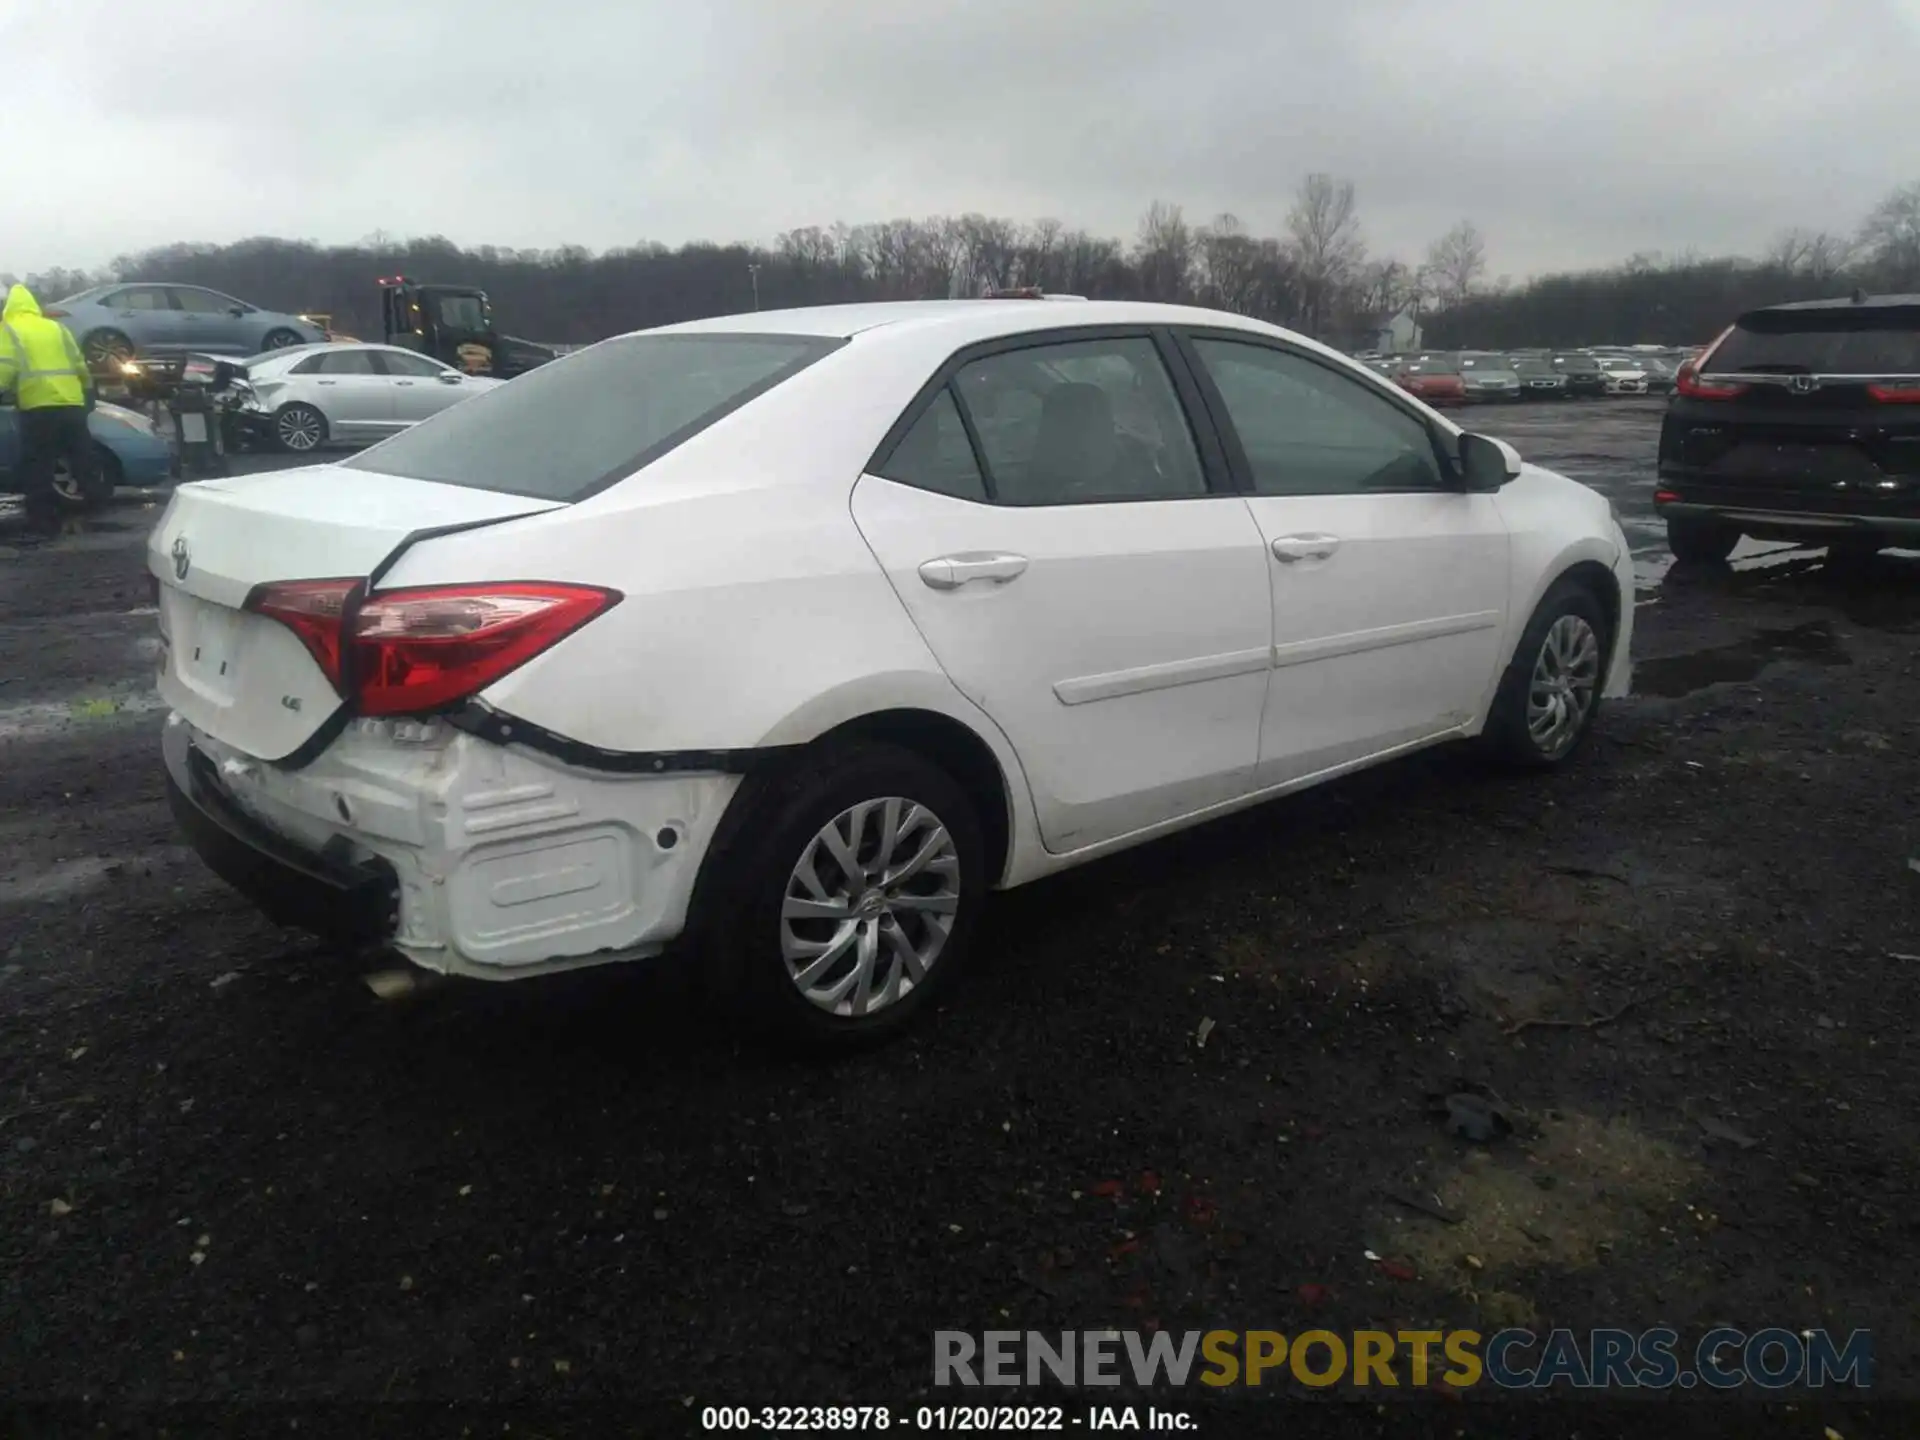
[1859,181,1920,286]
[1134,200,1194,301]
[1285,174,1365,335]
[1423,221,1487,309]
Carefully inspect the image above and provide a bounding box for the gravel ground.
[3,399,1918,1436]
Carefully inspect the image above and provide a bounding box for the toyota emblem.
[171,535,191,582]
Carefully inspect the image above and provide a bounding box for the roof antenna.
[1851,287,1870,304]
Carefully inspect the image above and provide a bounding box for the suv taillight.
[1675,324,1746,399]
[244,579,620,716]
[1675,360,1749,400]
[1867,382,1920,404]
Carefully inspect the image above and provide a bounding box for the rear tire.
[81,328,133,370]
[274,402,327,453]
[1666,516,1740,565]
[51,444,118,512]
[1480,580,1611,770]
[694,741,986,1052]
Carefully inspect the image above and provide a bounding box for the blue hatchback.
[0,401,174,510]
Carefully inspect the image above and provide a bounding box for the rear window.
[1705,312,1920,375]
[342,332,844,500]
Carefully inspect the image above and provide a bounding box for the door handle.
[1270,534,1340,563]
[918,552,1029,590]
[316,379,337,386]
[394,380,415,387]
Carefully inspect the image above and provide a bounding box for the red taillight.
[244,579,618,716]
[244,578,358,691]
[1868,382,1920,403]
[1675,323,1745,399]
[351,582,619,716]
[1674,360,1749,400]
[41,307,69,319]
[1654,489,1680,504]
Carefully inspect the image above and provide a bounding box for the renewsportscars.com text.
[934,1327,1874,1391]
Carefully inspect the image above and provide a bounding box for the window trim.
[865,324,1237,508]
[1170,327,1466,497]
[104,285,173,313]
[869,384,994,503]
[366,347,452,379]
[169,285,243,315]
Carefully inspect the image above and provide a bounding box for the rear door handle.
[1270,534,1340,563]
[918,552,1029,590]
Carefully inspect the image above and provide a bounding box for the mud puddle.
[1633,620,1849,698]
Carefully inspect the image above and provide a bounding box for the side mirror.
[229,306,246,317]
[1459,432,1522,491]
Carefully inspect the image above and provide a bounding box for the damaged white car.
[150,299,1634,1047]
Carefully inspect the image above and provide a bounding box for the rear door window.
[1707,316,1920,374]
[342,333,843,500]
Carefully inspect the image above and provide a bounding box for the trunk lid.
[148,466,561,762]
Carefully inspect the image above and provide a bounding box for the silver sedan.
[230,342,505,453]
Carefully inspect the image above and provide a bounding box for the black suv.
[1656,294,1920,562]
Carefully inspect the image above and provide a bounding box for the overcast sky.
[7,0,1918,280]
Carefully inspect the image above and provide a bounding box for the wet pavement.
[3,401,1919,1432]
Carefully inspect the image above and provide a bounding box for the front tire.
[1666,516,1740,564]
[697,741,986,1051]
[274,402,327,453]
[260,327,303,350]
[1480,581,1610,769]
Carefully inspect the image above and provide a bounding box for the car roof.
[251,340,420,362]
[641,298,1321,347]
[1750,292,1920,316]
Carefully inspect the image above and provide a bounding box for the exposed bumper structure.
[162,711,742,980]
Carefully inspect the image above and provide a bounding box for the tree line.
[7,176,1919,351]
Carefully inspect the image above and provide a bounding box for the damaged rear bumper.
[165,730,399,944]
[161,711,741,980]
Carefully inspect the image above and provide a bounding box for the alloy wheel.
[1526,614,1601,758]
[277,408,322,452]
[779,796,961,1018]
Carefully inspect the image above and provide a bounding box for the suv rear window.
[343,333,844,500]
[1705,311,1920,375]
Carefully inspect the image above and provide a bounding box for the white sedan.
[1600,359,1651,395]
[227,341,503,453]
[148,300,1633,1048]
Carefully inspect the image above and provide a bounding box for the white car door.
[1175,332,1511,787]
[851,330,1272,854]
[377,348,470,421]
[297,349,398,441]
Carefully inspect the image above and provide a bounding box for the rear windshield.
[1555,356,1602,372]
[1705,312,1920,375]
[343,332,844,499]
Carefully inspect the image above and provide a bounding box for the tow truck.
[377,276,556,378]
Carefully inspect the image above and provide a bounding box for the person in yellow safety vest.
[0,283,96,540]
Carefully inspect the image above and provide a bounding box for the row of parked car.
[1357,347,1695,406]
